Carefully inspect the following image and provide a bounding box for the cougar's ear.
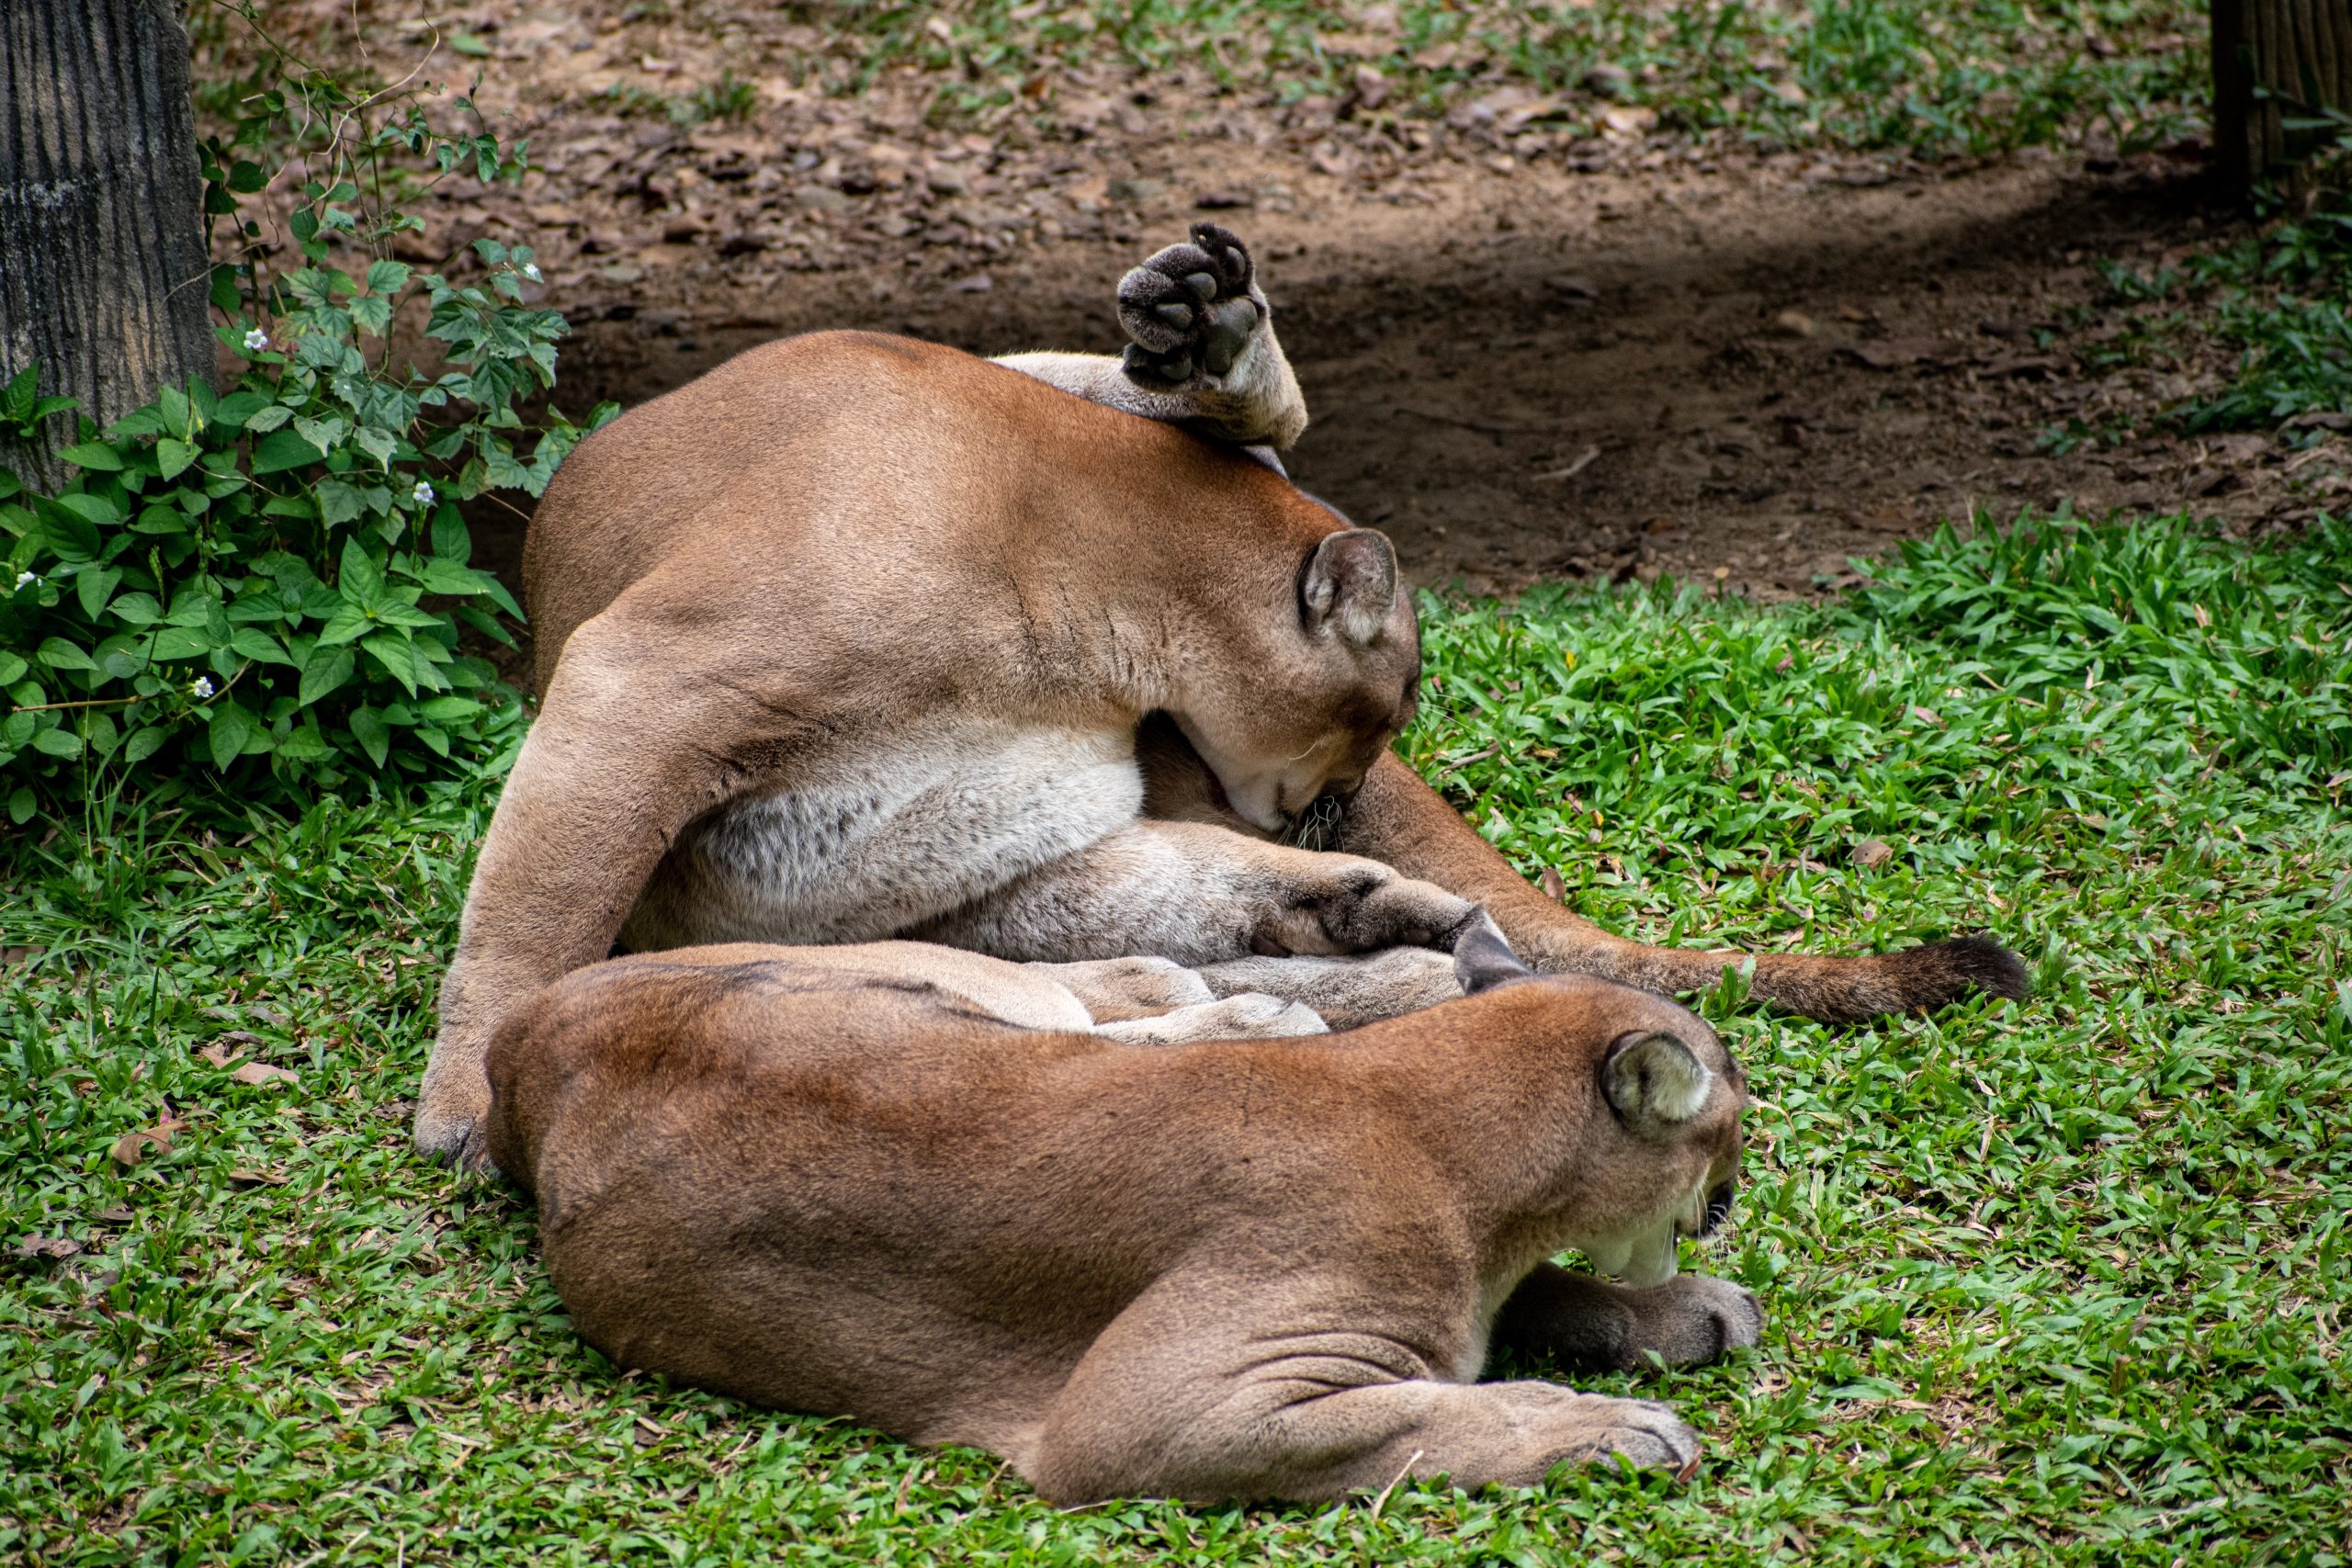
[1602,1032,1714,1129]
[1303,529,1398,646]
[1453,913,1534,996]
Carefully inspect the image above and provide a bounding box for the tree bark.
[2211,0,2352,202]
[0,0,213,486]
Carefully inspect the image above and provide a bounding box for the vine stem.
[8,694,150,715]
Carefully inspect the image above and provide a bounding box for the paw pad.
[1119,222,1263,384]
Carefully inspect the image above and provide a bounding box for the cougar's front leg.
[1022,1273,1701,1504]
[416,614,787,1168]
[1329,751,2031,1022]
[912,820,1488,967]
[992,223,1306,450]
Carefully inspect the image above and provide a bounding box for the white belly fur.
[618,718,1143,951]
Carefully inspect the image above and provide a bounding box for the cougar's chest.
[619,719,1143,950]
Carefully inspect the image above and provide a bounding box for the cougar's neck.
[1001,468,1323,719]
[1352,989,1612,1249]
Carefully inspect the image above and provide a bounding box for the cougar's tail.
[1523,928,2030,1024]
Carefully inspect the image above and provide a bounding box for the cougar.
[417,224,2026,1164]
[487,926,1763,1503]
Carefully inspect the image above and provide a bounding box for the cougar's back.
[520,332,1314,694]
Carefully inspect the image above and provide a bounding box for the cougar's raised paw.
[1118,222,1265,384]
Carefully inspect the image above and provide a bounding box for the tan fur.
[417,227,2026,1165]
[419,328,1438,1164]
[485,937,1758,1504]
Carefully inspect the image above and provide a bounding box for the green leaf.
[155,438,199,480]
[299,643,356,705]
[1,363,40,424]
[226,158,267,194]
[367,258,413,296]
[206,701,253,769]
[212,391,271,429]
[32,725,83,759]
[81,709,119,758]
[361,632,421,695]
[412,558,492,595]
[352,426,398,468]
[251,426,319,474]
[147,626,212,661]
[122,726,166,765]
[243,403,293,435]
[291,414,347,457]
[106,592,161,627]
[314,604,372,646]
[6,784,33,823]
[419,694,483,723]
[429,509,471,563]
[158,386,192,440]
[36,495,106,561]
[0,651,24,684]
[277,724,332,761]
[351,296,393,337]
[36,637,96,671]
[315,478,363,525]
[229,626,290,666]
[96,638,148,681]
[57,441,127,471]
[346,705,390,768]
[338,536,385,603]
[76,566,120,620]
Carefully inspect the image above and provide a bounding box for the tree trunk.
[2212,0,2352,201]
[0,0,213,487]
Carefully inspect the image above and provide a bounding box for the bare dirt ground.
[221,4,2346,599]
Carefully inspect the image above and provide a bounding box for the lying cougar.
[487,926,1760,1503]
[418,224,2026,1165]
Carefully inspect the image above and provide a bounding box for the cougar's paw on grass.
[1119,221,1266,386]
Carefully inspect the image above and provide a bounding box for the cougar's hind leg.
[1092,993,1329,1044]
[1328,752,2031,1023]
[911,820,1489,968]
[990,224,1306,450]
[1024,955,1216,1021]
[1192,948,1462,1030]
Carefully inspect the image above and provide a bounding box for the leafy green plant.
[0,45,611,822]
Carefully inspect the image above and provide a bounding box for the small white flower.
[243,327,270,353]
[13,570,36,590]
[412,479,435,507]
[190,676,216,699]
[522,263,543,282]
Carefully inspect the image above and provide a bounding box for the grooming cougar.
[488,927,1761,1503]
[418,223,2027,1165]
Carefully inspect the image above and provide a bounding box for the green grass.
[796,0,2205,158]
[5,511,2349,1565]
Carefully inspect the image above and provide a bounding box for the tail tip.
[1919,934,2032,1003]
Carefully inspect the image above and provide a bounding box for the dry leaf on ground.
[109,1113,185,1168]
[231,1062,299,1088]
